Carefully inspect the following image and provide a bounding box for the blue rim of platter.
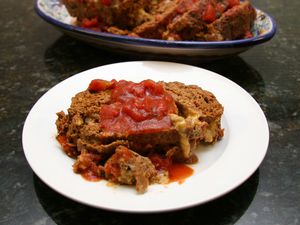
[35,0,277,49]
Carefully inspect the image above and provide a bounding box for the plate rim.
[34,0,277,49]
[22,61,270,213]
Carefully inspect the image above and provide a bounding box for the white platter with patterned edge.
[35,0,276,59]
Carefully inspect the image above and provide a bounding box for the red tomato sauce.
[81,170,101,182]
[101,0,112,6]
[202,0,241,23]
[75,153,102,181]
[149,154,194,183]
[203,4,217,23]
[168,163,194,183]
[88,79,177,135]
[228,0,240,8]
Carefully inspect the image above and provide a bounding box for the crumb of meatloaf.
[104,146,157,193]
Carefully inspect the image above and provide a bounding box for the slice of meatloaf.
[162,0,255,41]
[62,0,256,41]
[56,79,224,193]
[132,0,194,39]
[62,0,154,29]
[205,1,256,41]
[56,80,223,163]
[56,89,133,161]
[104,146,157,193]
[162,81,224,146]
[161,0,227,41]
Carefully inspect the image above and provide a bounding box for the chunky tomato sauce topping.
[202,0,240,23]
[228,0,240,8]
[88,79,177,135]
[88,79,116,92]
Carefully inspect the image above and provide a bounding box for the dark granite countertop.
[0,0,299,224]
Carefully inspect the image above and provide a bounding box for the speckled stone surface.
[0,0,299,224]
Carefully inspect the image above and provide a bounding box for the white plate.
[22,61,269,213]
[35,0,276,59]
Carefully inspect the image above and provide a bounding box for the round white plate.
[22,61,269,213]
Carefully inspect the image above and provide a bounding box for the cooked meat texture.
[133,0,198,39]
[62,0,156,29]
[104,146,157,193]
[136,0,227,40]
[56,80,224,193]
[162,81,224,143]
[206,1,256,41]
[162,1,256,41]
[63,0,256,41]
[160,0,210,41]
[73,150,104,179]
[56,90,128,159]
[56,81,223,163]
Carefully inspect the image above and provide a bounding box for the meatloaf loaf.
[56,79,224,193]
[62,0,256,41]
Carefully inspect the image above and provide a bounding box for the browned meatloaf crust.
[206,1,256,40]
[56,80,224,193]
[62,0,256,41]
[161,1,256,41]
[62,0,154,29]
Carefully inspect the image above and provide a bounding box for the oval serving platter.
[35,0,276,59]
